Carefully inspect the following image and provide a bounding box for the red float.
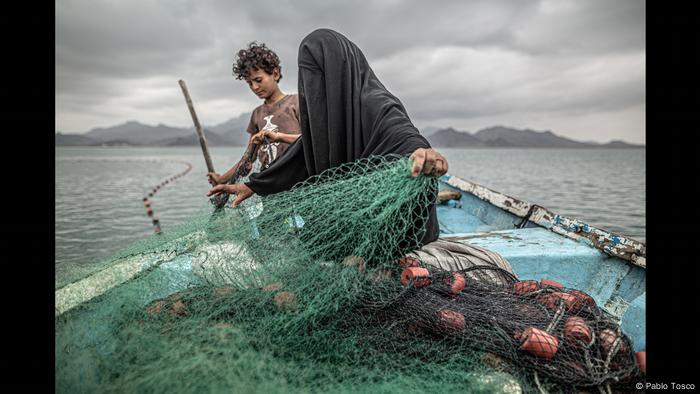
[169,300,187,317]
[563,317,592,348]
[599,328,628,355]
[520,327,559,359]
[514,280,540,295]
[567,289,597,312]
[449,272,466,294]
[397,257,420,268]
[540,278,564,289]
[538,291,576,311]
[401,267,431,287]
[274,291,298,311]
[435,309,465,333]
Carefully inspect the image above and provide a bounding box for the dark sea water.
[55,146,644,286]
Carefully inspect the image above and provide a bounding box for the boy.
[207,42,301,187]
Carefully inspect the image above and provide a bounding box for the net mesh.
[55,155,642,393]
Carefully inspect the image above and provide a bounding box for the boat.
[56,173,646,350]
[55,171,646,389]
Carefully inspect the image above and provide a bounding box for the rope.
[544,298,566,334]
[142,160,192,234]
[534,372,548,394]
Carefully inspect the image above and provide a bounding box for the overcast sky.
[56,0,645,143]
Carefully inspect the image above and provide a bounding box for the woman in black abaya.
[208,28,448,246]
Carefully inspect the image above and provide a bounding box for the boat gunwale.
[439,174,646,269]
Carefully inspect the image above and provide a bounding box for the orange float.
[146,300,165,316]
[567,289,597,312]
[514,280,540,295]
[342,255,366,274]
[520,327,559,359]
[447,272,466,294]
[401,267,431,287]
[538,291,577,311]
[540,278,564,289]
[598,328,628,355]
[274,291,298,311]
[563,317,592,348]
[169,300,187,317]
[436,309,466,333]
[397,257,420,268]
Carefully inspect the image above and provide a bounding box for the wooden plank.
[55,254,152,316]
[55,231,206,316]
[444,175,532,217]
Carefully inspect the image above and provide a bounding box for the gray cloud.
[56,0,645,143]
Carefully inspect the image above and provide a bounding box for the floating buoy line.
[142,160,193,234]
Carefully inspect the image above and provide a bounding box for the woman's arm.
[207,134,257,185]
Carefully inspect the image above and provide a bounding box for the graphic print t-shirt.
[246,94,301,169]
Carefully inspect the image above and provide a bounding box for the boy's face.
[245,68,280,100]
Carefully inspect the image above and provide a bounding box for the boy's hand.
[252,130,280,144]
[207,183,254,207]
[409,148,448,177]
[207,172,223,186]
[266,130,280,143]
[252,130,269,144]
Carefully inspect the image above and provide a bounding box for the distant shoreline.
[56,122,644,149]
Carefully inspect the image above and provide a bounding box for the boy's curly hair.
[232,42,282,81]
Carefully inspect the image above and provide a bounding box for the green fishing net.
[55,155,642,393]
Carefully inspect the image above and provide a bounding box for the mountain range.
[422,126,643,148]
[56,116,644,148]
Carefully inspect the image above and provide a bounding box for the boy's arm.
[251,130,301,145]
[271,132,300,144]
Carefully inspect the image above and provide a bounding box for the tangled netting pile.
[55,155,643,393]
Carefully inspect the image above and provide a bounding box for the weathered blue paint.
[533,213,645,266]
[621,293,646,352]
[437,189,519,233]
[436,176,646,351]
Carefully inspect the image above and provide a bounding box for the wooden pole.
[178,79,215,173]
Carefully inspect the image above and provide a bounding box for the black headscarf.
[245,28,439,244]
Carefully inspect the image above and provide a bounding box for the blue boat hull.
[436,175,646,352]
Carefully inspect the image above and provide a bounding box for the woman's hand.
[207,172,223,186]
[207,183,255,207]
[409,148,449,177]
